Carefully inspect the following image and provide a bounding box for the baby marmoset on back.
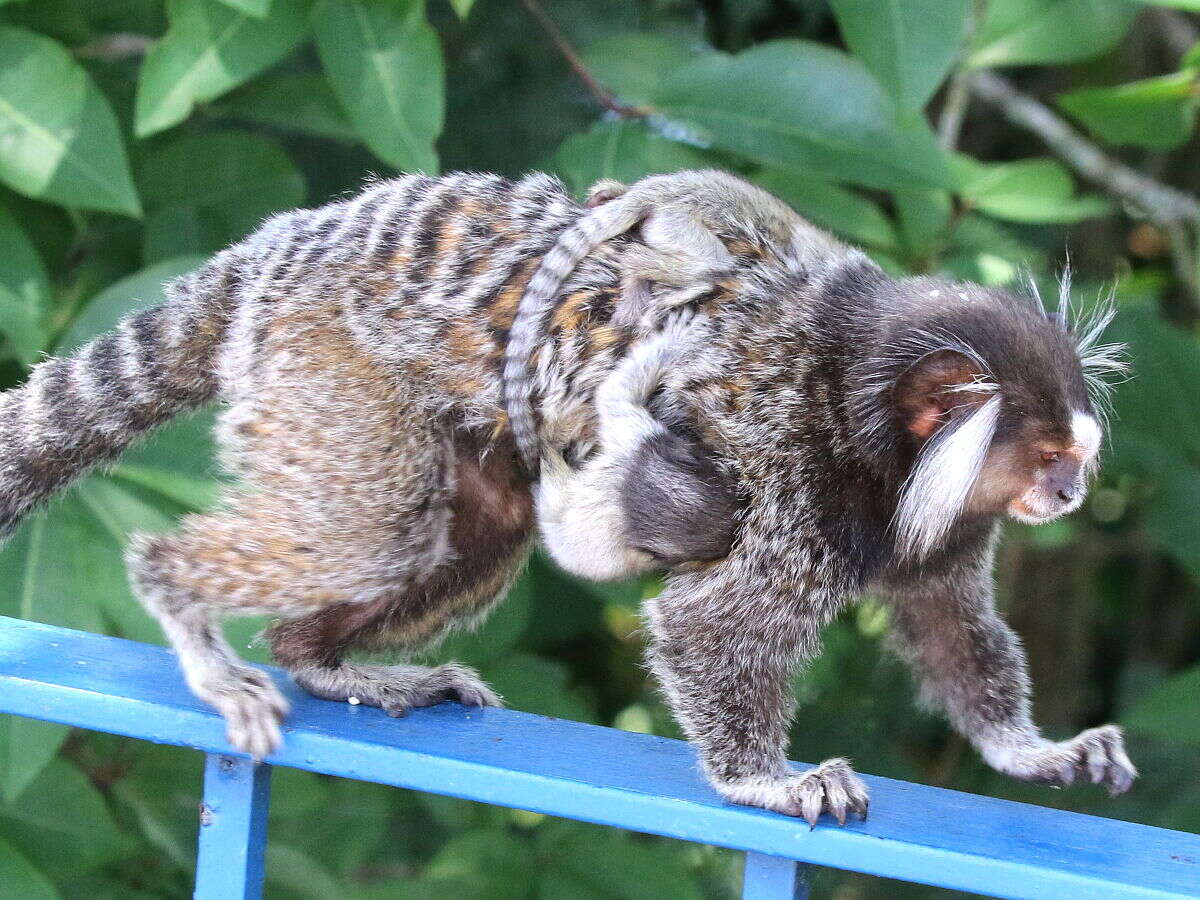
[0,168,1131,825]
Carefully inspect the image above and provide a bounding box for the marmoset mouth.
[1009,496,1077,524]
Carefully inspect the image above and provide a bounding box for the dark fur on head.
[834,268,1122,559]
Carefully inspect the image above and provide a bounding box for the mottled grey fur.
[0,169,1132,825]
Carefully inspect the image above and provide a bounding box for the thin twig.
[969,70,1200,225]
[938,0,987,150]
[73,33,154,61]
[1164,221,1200,302]
[519,0,650,119]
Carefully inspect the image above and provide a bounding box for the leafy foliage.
[0,0,1196,896]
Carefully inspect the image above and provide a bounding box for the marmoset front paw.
[985,724,1137,796]
[717,758,870,827]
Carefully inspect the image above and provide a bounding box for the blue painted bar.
[743,852,809,900]
[0,616,1197,899]
[195,754,271,900]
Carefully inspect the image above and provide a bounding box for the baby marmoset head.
[534,311,739,582]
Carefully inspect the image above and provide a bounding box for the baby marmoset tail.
[0,169,1131,826]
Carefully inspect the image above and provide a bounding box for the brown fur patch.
[551,290,591,332]
[268,428,534,667]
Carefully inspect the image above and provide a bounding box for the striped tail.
[0,255,239,537]
[502,195,648,475]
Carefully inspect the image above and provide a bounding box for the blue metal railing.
[0,615,1196,899]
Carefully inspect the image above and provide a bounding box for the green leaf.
[135,0,310,138]
[219,72,356,141]
[0,835,58,900]
[266,844,347,899]
[1108,304,1200,463]
[437,575,531,667]
[0,759,126,877]
[120,409,219,482]
[483,654,595,723]
[1125,664,1200,746]
[548,120,720,198]
[830,0,970,113]
[448,0,474,19]
[953,156,1111,223]
[654,40,952,191]
[1141,468,1200,583]
[0,718,68,803]
[1058,71,1199,150]
[217,0,271,15]
[425,830,532,899]
[138,132,304,261]
[0,28,140,216]
[970,0,1140,68]
[580,33,702,108]
[753,168,898,250]
[0,495,105,632]
[537,822,703,900]
[892,188,952,259]
[0,202,49,363]
[111,466,219,512]
[110,744,201,871]
[313,0,443,173]
[56,256,206,352]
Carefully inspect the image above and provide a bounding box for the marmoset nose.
[1057,487,1075,502]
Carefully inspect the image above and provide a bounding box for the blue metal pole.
[742,852,810,900]
[195,754,272,900]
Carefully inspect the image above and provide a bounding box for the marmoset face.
[969,409,1102,524]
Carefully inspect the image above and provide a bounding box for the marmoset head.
[860,273,1126,560]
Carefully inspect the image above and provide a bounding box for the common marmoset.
[0,169,1132,825]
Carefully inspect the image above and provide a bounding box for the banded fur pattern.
[503,197,644,472]
[0,254,240,536]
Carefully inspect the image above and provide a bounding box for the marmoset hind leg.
[127,306,499,757]
[267,429,533,716]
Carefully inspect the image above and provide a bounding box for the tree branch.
[519,0,649,119]
[937,0,987,150]
[1152,7,1200,60]
[73,33,154,61]
[969,70,1200,226]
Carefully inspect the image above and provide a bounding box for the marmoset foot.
[987,724,1137,796]
[197,666,290,760]
[717,758,870,827]
[293,662,502,717]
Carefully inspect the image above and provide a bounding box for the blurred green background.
[0,0,1197,897]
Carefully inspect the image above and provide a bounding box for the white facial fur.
[1071,410,1102,463]
[1009,410,1101,524]
[894,395,1003,559]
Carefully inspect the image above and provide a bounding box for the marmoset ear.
[894,349,996,441]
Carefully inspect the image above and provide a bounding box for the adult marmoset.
[0,169,1131,825]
